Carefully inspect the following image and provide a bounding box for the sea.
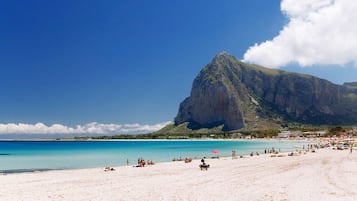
[0,139,313,174]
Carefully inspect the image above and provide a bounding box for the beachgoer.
[184,158,192,163]
[350,144,353,154]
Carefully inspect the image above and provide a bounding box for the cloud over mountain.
[0,122,171,135]
[243,0,357,68]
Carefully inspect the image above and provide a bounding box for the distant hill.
[170,52,357,132]
[343,82,357,89]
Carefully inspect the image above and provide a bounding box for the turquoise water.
[0,140,311,173]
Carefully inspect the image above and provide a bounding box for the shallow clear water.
[0,140,311,173]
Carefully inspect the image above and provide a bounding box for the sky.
[1,0,357,136]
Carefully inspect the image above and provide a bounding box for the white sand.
[1,148,357,201]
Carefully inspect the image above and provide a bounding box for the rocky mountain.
[174,52,357,131]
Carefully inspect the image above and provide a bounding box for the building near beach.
[277,131,303,138]
[303,131,327,138]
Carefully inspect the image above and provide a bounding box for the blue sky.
[1,0,357,135]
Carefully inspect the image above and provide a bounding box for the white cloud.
[0,121,171,135]
[243,0,357,68]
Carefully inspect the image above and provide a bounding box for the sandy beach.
[1,148,356,201]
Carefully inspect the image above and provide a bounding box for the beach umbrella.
[211,149,219,154]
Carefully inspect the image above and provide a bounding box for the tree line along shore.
[72,126,357,140]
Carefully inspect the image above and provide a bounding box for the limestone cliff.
[174,52,357,131]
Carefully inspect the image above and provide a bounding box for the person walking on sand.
[350,143,353,154]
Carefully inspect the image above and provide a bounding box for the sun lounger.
[199,164,210,170]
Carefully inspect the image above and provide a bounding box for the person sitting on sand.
[199,158,210,170]
[104,166,115,171]
[135,158,146,167]
[184,158,192,163]
[147,160,155,165]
